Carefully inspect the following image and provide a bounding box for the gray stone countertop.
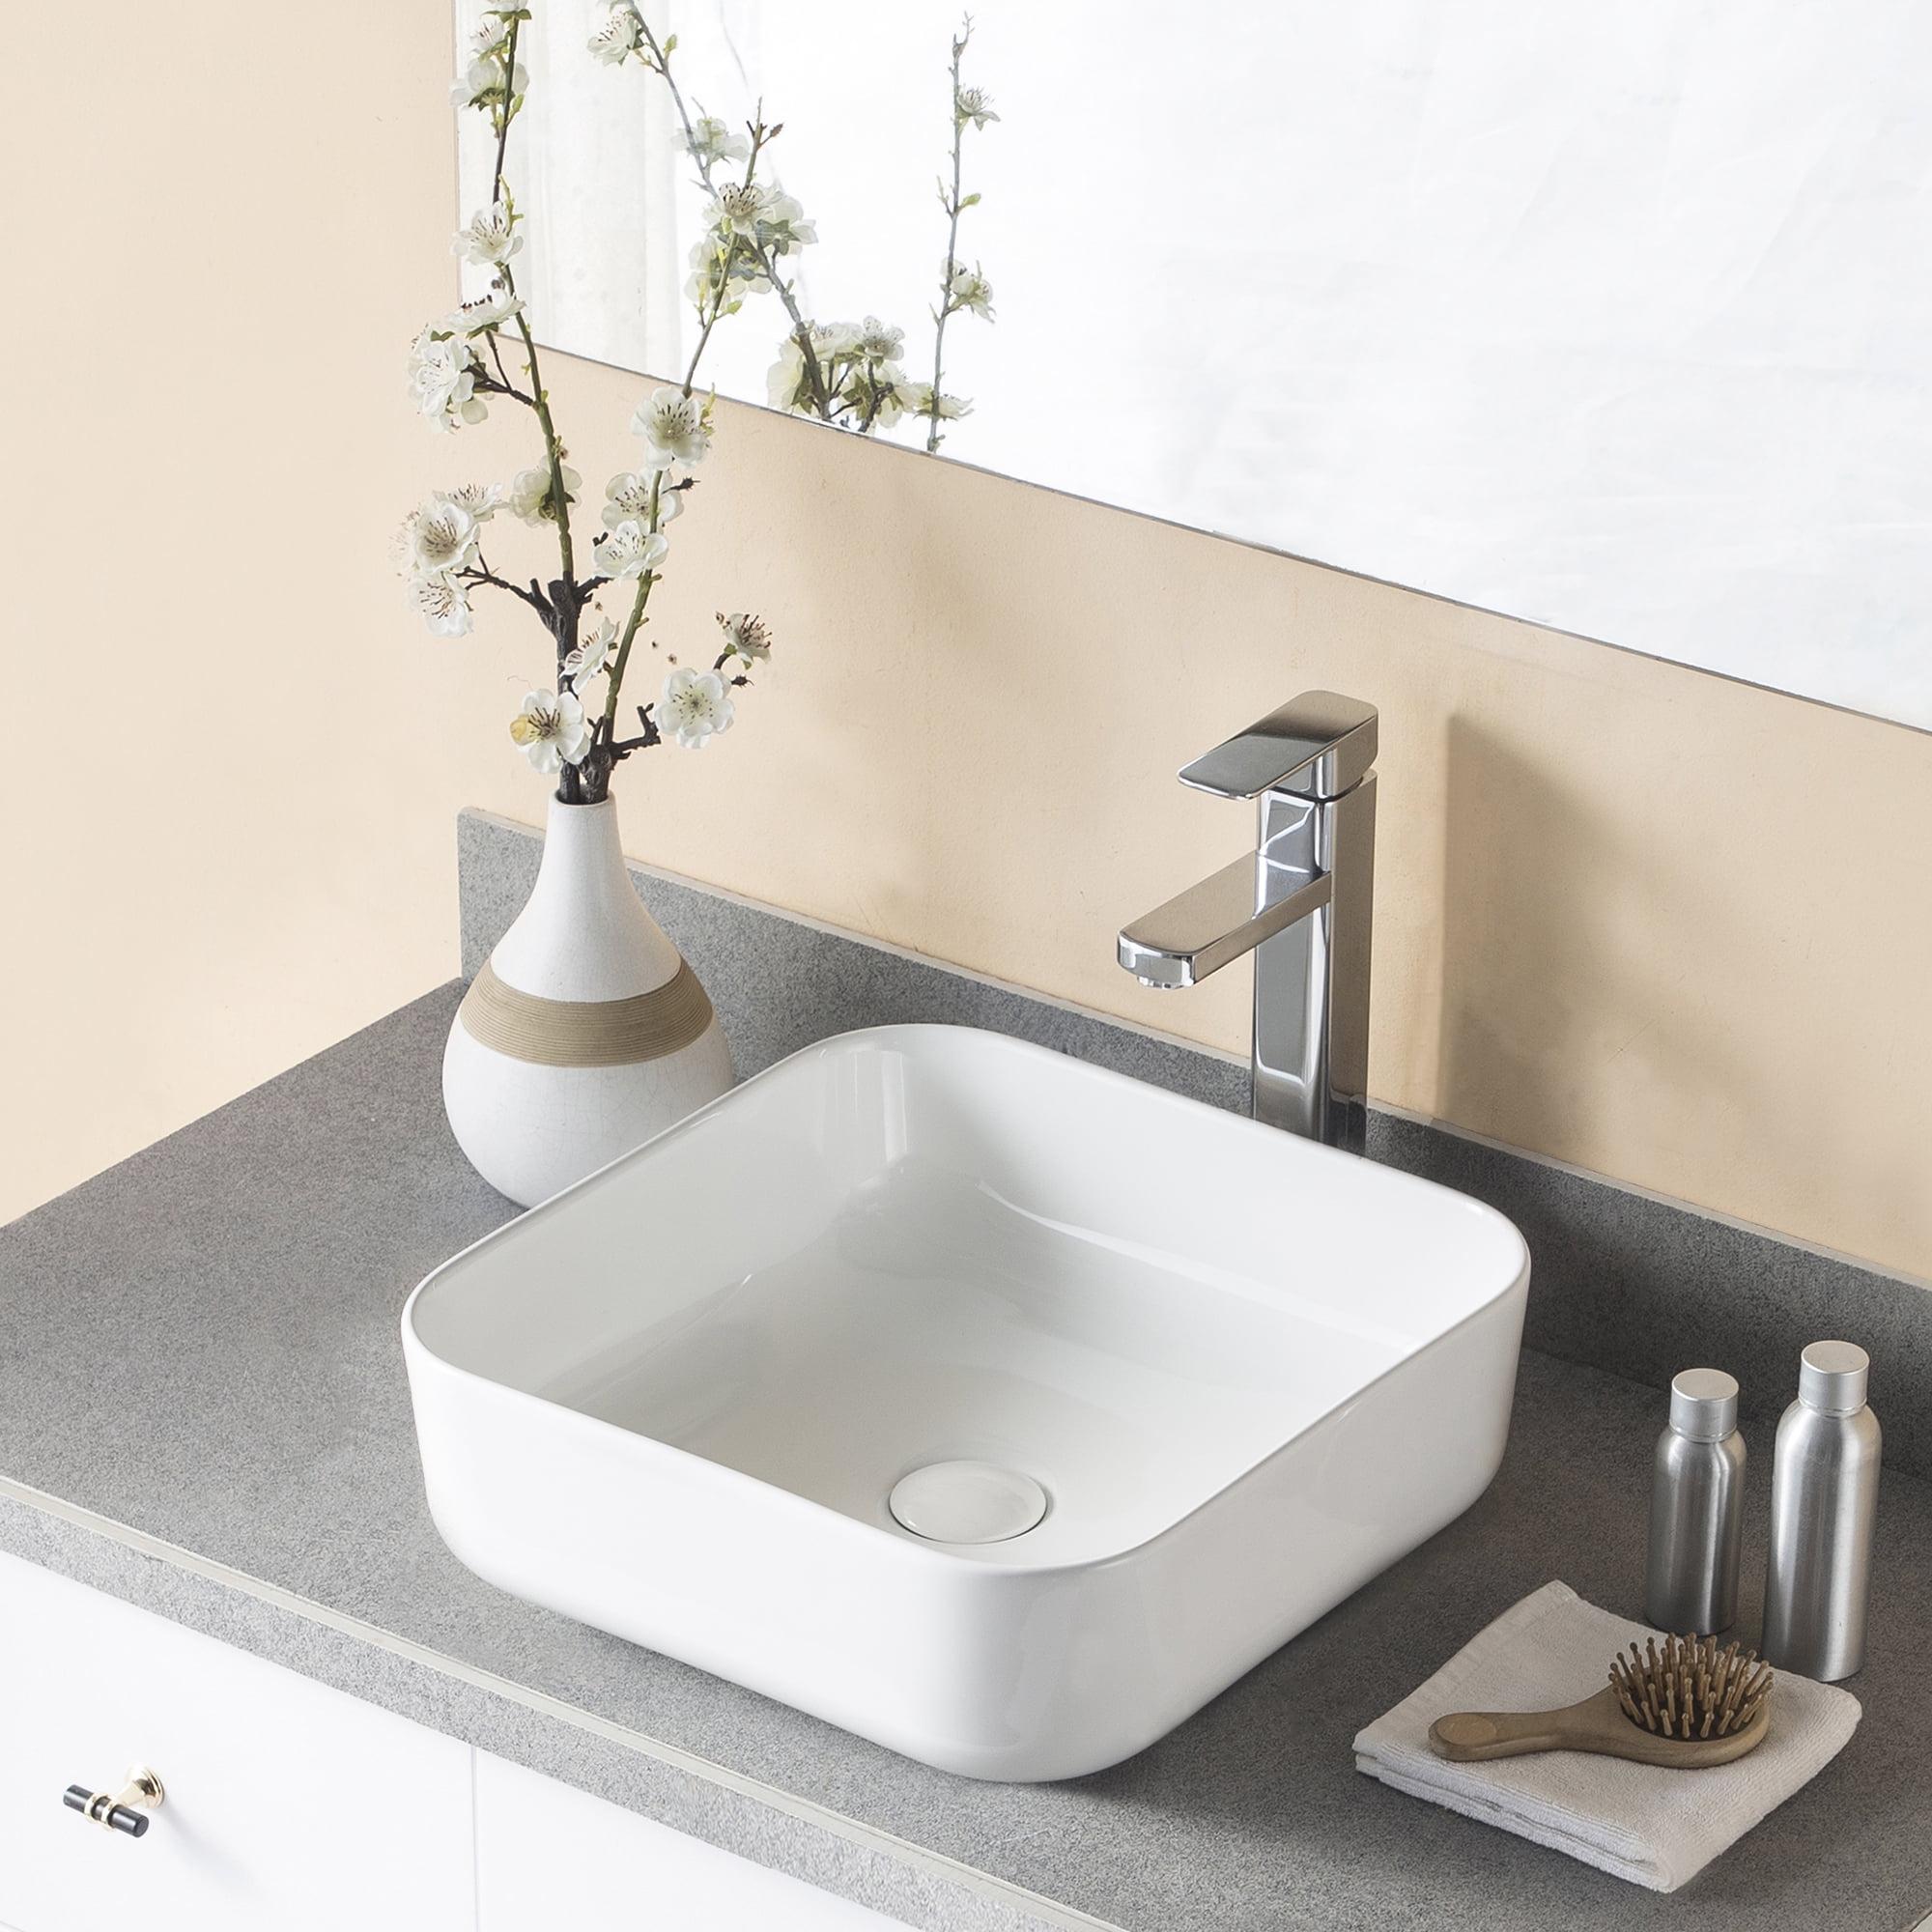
[3,982,1929,1932]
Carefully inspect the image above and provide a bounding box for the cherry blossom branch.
[627,17,834,417]
[723,117,838,420]
[596,472,666,757]
[679,122,771,394]
[407,7,789,802]
[458,558,548,612]
[680,237,743,396]
[503,305,576,590]
[608,703,662,754]
[487,14,579,613]
[927,22,972,451]
[480,330,529,403]
[486,20,521,201]
[471,361,535,407]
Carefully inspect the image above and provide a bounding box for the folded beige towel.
[1353,1580,1861,1890]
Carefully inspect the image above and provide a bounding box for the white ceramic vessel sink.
[404,1025,1529,1781]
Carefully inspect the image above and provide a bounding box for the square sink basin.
[404,1025,1528,1781]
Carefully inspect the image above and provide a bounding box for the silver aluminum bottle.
[1762,1341,1882,1681]
[1646,1368,1746,1634]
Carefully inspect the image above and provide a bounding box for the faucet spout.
[1117,854,1332,989]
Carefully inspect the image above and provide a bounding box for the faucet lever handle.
[1179,691,1378,803]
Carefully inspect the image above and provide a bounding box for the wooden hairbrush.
[1429,1633,1774,1768]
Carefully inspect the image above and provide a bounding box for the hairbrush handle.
[1430,1690,1609,1760]
[1429,1684,1770,1768]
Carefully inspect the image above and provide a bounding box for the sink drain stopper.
[888,1462,1049,1544]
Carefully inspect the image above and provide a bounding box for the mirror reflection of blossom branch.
[921,19,997,450]
[594,7,994,444]
[397,3,776,807]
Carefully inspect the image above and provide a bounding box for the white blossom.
[411,573,473,638]
[452,203,522,268]
[630,385,711,469]
[440,283,525,336]
[764,323,865,414]
[507,464,582,526]
[954,85,999,130]
[705,182,775,242]
[603,469,683,530]
[407,327,487,432]
[401,494,481,579]
[807,321,862,360]
[508,688,592,773]
[450,60,496,109]
[442,481,502,520]
[863,376,909,429]
[702,183,814,257]
[658,665,735,749]
[947,264,994,320]
[685,235,764,307]
[687,115,749,165]
[564,617,618,686]
[593,519,669,580]
[586,6,640,64]
[852,317,905,363]
[451,58,527,111]
[760,190,815,257]
[506,467,548,523]
[603,470,654,528]
[766,338,813,413]
[895,380,972,423]
[770,318,920,426]
[716,611,772,665]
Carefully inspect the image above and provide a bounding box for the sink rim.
[404,1022,1530,1579]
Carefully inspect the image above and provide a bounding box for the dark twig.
[472,359,534,408]
[608,703,663,754]
[458,564,548,613]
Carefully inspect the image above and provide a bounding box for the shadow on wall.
[1434,709,1754,1180]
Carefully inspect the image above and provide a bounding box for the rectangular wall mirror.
[458,0,1931,732]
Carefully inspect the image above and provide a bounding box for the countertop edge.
[0,1481,1121,1932]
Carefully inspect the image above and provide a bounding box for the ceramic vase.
[442,794,733,1206]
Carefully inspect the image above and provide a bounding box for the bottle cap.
[1797,1340,1869,1414]
[1669,1367,1740,1441]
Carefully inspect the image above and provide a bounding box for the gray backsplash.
[457,808,1932,1477]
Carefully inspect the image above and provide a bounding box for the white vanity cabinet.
[0,1550,474,1932]
[0,1550,899,1932]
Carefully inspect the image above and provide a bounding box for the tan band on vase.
[458,957,716,1068]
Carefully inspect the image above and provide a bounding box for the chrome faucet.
[1117,692,1378,1152]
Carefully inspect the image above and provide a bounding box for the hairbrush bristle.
[1607,1633,1772,1741]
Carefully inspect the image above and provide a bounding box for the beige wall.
[7,2,1929,1280]
[3,0,467,1223]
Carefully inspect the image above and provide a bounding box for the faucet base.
[1251,775,1375,1151]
